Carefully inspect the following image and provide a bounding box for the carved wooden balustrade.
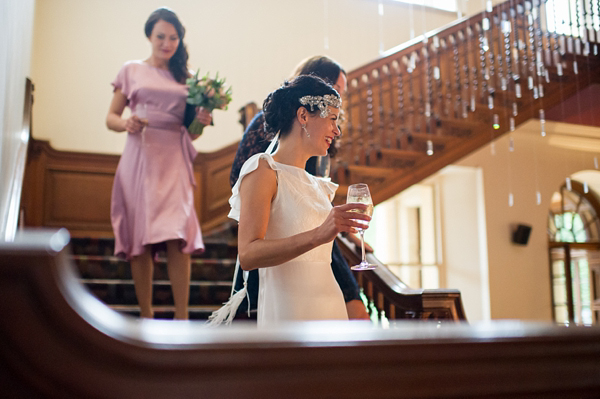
[331,0,600,205]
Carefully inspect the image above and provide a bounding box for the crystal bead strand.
[395,61,405,149]
[365,75,374,165]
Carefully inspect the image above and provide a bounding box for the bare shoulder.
[240,157,277,199]
[247,158,277,184]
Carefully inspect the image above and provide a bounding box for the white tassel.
[206,257,250,327]
[206,282,248,327]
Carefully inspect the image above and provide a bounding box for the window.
[548,179,600,326]
[390,0,457,13]
[544,0,600,37]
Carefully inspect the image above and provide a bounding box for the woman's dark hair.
[292,56,346,86]
[144,8,189,83]
[263,75,340,138]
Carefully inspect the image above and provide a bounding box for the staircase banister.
[346,3,506,81]
[336,235,467,321]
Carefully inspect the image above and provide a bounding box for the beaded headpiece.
[299,94,342,118]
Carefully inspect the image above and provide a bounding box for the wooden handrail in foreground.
[2,230,600,398]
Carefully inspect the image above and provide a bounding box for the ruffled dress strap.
[315,176,339,202]
[228,152,281,221]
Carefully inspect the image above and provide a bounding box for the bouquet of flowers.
[185,70,233,135]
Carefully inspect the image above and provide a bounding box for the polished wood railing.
[336,236,466,321]
[2,230,600,398]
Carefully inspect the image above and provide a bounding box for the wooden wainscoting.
[20,138,238,237]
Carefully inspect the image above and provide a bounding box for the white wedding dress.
[229,153,348,326]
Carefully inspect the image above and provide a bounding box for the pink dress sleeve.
[111,62,132,98]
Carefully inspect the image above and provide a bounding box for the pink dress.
[111,60,204,259]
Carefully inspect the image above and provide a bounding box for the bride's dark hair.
[144,8,189,83]
[263,75,339,138]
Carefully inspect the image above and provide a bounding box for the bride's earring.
[302,124,310,138]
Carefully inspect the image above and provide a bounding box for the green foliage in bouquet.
[186,70,233,135]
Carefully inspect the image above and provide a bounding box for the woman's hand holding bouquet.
[186,70,232,136]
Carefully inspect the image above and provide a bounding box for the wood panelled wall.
[20,138,238,237]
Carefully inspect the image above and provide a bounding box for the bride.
[229,75,370,326]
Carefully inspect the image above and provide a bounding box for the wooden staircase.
[327,0,600,204]
[21,0,600,323]
[70,229,237,320]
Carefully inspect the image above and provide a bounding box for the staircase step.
[110,304,221,320]
[69,235,238,319]
[73,255,236,281]
[83,279,232,306]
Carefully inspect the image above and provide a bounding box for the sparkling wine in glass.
[346,183,376,271]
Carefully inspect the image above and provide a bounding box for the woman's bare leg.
[166,240,191,320]
[130,247,154,318]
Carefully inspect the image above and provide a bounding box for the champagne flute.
[346,183,376,271]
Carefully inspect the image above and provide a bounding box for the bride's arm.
[237,159,369,271]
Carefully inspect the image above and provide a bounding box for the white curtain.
[0,0,35,241]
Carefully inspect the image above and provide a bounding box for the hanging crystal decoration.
[490,141,496,155]
[536,191,542,205]
[556,61,563,76]
[584,182,589,194]
[595,157,599,170]
[539,84,544,97]
[426,139,434,156]
[509,136,515,151]
[560,35,567,55]
[513,102,518,116]
[515,81,522,98]
[573,61,579,75]
[510,117,515,131]
[539,109,546,136]
[486,0,493,13]
[566,177,572,191]
[508,193,514,207]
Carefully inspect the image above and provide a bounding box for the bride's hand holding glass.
[314,203,371,245]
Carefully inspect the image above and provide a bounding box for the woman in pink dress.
[106,8,211,320]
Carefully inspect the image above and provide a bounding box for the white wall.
[30,0,458,155]
[0,0,35,240]
[455,120,600,321]
[427,166,490,322]
[367,119,600,322]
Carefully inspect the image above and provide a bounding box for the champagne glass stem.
[360,231,366,263]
